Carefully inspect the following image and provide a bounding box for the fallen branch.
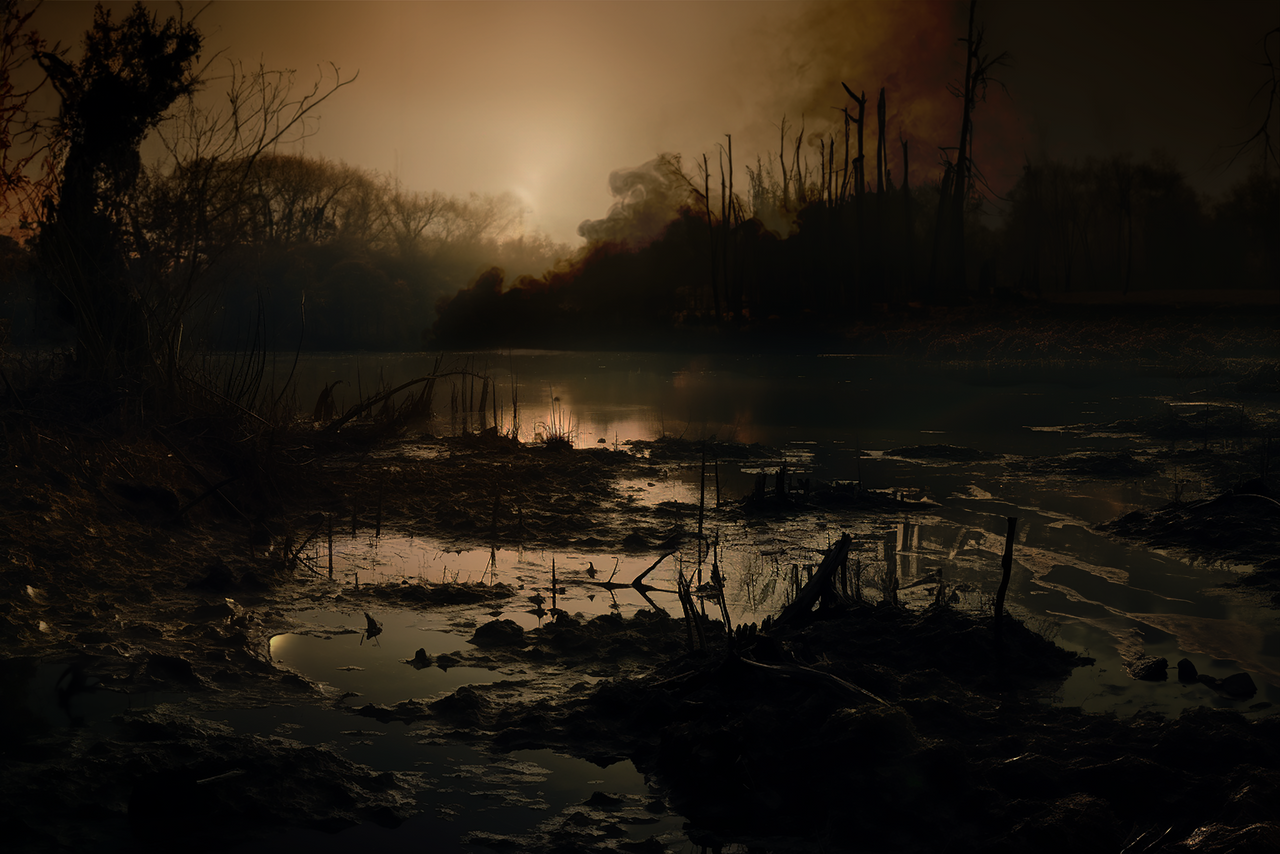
[738,657,888,706]
[772,534,852,630]
[325,370,491,432]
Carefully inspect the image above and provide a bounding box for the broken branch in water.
[631,549,679,590]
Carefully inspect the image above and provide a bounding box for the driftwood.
[324,370,490,432]
[772,534,852,630]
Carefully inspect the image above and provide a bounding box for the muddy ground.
[2,356,1280,852]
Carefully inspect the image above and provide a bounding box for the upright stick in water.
[993,517,1018,643]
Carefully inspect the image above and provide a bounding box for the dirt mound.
[1102,478,1280,603]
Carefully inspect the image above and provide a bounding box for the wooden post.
[993,517,1017,642]
[698,443,707,572]
[327,515,334,579]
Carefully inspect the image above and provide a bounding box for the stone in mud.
[1221,672,1258,698]
[356,699,431,724]
[429,684,491,725]
[622,532,650,551]
[471,618,526,647]
[1178,658,1199,682]
[1199,672,1258,698]
[583,791,624,808]
[409,648,432,668]
[1125,655,1168,681]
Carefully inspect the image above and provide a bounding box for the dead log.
[772,534,852,630]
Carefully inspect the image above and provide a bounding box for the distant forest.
[2,2,1277,361]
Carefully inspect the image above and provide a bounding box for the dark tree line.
[1001,155,1278,296]
[3,1,1277,372]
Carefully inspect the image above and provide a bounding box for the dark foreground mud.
[387,604,1280,853]
[1,704,418,852]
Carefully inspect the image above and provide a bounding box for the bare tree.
[0,0,53,237]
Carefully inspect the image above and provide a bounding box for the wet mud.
[1103,477,1280,606]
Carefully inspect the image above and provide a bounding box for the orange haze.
[27,0,1279,244]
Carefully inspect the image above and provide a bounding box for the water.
[167,350,1275,850]
[273,351,1278,718]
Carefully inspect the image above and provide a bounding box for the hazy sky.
[30,0,1280,245]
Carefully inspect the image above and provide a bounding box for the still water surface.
[208,350,1278,850]
[275,350,1278,717]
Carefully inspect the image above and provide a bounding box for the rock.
[409,648,431,668]
[622,532,650,551]
[1220,672,1258,697]
[471,618,525,647]
[429,685,491,725]
[1203,672,1259,698]
[1126,655,1168,681]
[1178,658,1199,682]
[582,791,624,807]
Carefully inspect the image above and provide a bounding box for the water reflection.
[277,351,1277,719]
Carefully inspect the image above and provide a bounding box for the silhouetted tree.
[33,1,201,378]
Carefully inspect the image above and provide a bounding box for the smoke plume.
[576,153,698,246]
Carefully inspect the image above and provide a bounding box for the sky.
[25,0,1280,246]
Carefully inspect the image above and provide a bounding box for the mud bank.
[396,605,1280,853]
[1103,477,1280,606]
